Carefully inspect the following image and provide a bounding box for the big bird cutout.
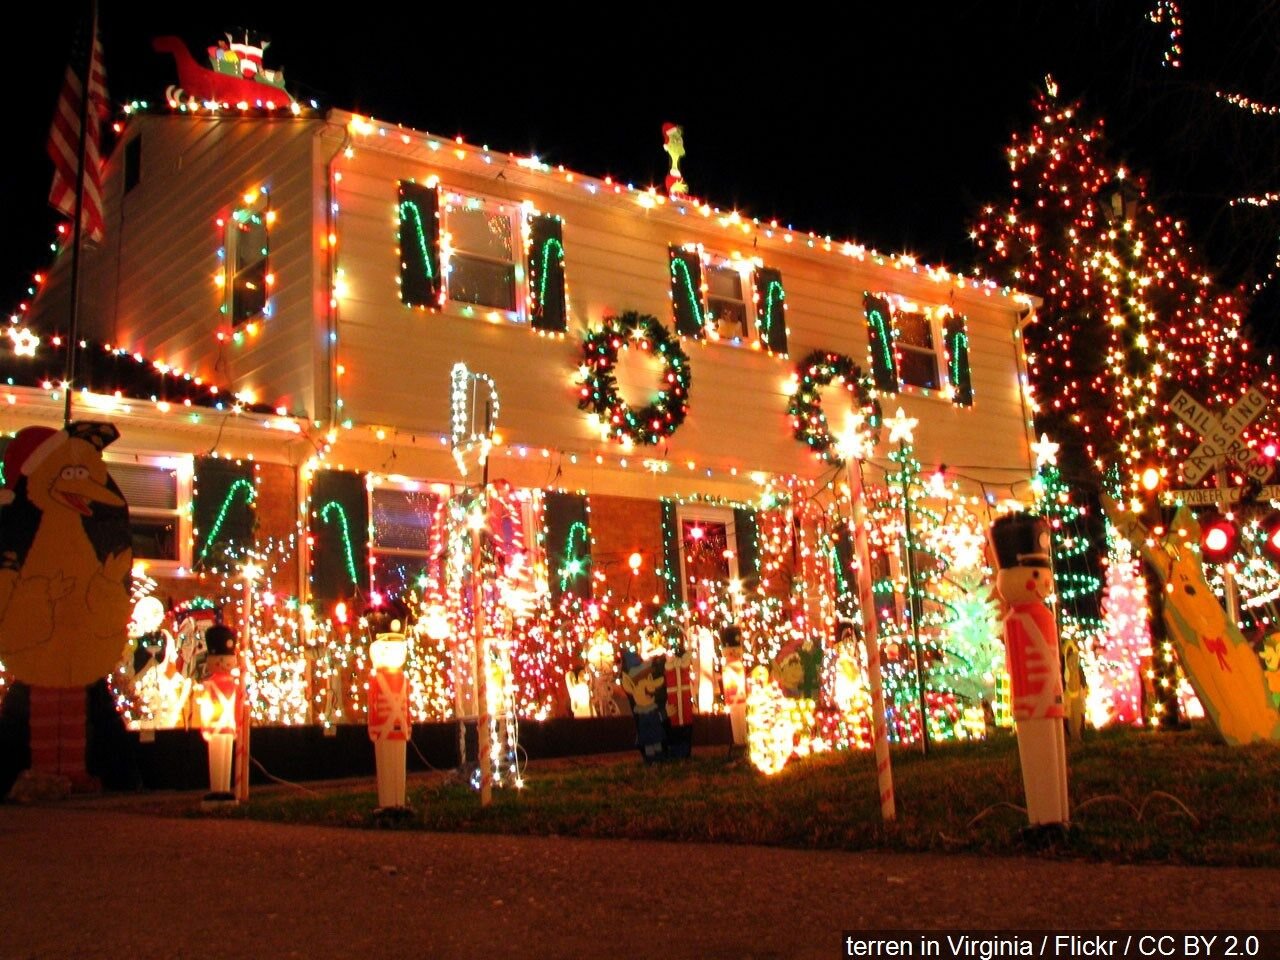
[0,423,132,787]
[1108,499,1280,745]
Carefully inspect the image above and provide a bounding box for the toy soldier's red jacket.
[1003,601,1065,721]
[199,669,241,740]
[368,669,410,741]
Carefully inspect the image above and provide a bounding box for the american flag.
[47,15,109,244]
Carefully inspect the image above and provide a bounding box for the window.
[706,262,749,341]
[224,190,272,326]
[370,482,446,601]
[895,310,940,390]
[675,506,738,606]
[863,292,971,403]
[106,455,192,567]
[669,246,788,351]
[443,191,522,317]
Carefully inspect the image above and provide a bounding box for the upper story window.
[443,192,521,316]
[106,454,192,569]
[223,188,273,327]
[669,245,788,353]
[398,180,569,333]
[706,261,750,341]
[864,292,972,406]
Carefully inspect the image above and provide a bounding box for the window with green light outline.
[866,292,969,403]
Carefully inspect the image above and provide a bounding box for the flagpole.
[62,0,98,427]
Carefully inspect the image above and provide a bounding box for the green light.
[197,477,256,562]
[399,198,436,282]
[670,255,703,329]
[319,500,359,586]
[535,236,565,311]
[760,279,784,340]
[558,521,590,591]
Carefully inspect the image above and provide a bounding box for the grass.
[214,725,1280,867]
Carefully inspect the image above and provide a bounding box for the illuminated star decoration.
[1031,433,1060,469]
[834,410,873,462]
[886,407,918,445]
[8,326,39,357]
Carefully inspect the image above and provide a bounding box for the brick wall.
[255,462,300,596]
[588,494,663,606]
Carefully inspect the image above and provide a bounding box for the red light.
[1265,443,1278,460]
[1200,516,1237,563]
[1263,514,1280,563]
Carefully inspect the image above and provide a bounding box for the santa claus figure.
[990,514,1069,827]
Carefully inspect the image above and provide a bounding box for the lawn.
[218,725,1280,867]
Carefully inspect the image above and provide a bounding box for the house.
[5,37,1040,753]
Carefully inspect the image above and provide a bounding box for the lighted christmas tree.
[1094,522,1153,727]
[972,85,1280,500]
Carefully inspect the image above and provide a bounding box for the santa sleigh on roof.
[153,31,293,108]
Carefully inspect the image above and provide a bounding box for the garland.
[787,350,881,464]
[577,311,692,445]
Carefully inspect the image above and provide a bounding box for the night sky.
[8,3,1280,345]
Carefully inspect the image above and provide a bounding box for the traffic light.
[1200,515,1238,563]
[1262,514,1280,563]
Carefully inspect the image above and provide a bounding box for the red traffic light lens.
[1201,516,1237,562]
[1262,515,1280,562]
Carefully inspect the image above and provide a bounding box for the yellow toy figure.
[991,514,1070,828]
[1110,503,1280,745]
[662,123,688,198]
[0,423,132,792]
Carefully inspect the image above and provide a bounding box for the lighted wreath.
[787,350,882,464]
[577,311,692,445]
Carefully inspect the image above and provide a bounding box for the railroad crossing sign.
[1172,387,1272,485]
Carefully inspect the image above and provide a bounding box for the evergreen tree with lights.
[972,85,1279,500]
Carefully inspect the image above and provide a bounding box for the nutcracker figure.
[368,621,411,810]
[196,624,240,804]
[991,514,1069,826]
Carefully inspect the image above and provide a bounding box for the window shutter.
[831,523,859,622]
[754,267,787,354]
[863,293,899,392]
[669,246,705,338]
[543,490,590,601]
[660,500,682,603]
[310,469,369,602]
[193,457,256,568]
[398,180,442,307]
[944,313,974,406]
[528,214,567,332]
[732,507,760,593]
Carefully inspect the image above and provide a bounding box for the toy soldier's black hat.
[990,514,1052,569]
[205,624,238,656]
